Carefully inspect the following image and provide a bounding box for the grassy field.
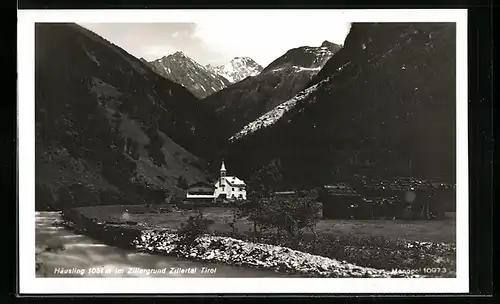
[75,205,456,243]
[71,204,456,273]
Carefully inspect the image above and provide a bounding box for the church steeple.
[220,160,226,177]
[219,160,227,189]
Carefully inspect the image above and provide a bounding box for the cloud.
[193,19,351,67]
[80,18,351,67]
[142,44,179,59]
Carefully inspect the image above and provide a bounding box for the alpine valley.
[34,22,456,209]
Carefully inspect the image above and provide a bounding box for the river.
[35,211,285,278]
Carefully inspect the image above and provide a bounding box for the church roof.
[220,161,226,171]
[224,176,245,186]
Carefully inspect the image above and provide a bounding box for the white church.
[185,161,247,201]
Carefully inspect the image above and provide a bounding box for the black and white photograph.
[18,9,468,294]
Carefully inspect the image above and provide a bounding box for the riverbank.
[36,211,286,277]
[59,206,456,278]
[134,229,416,278]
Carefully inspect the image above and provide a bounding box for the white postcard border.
[18,9,469,294]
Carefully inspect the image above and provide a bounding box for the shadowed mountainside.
[35,23,226,210]
[202,41,342,137]
[226,23,456,189]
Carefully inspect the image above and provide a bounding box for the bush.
[69,183,99,206]
[248,158,284,193]
[177,176,189,189]
[236,190,320,242]
[36,183,56,210]
[176,209,210,246]
[98,190,129,206]
[57,184,99,208]
[145,188,166,204]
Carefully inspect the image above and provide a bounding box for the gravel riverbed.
[133,229,424,278]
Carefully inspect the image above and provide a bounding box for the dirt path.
[35,211,285,278]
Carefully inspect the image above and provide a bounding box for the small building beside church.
[186,181,216,203]
[185,161,247,202]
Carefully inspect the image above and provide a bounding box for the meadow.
[71,204,456,275]
[75,205,455,243]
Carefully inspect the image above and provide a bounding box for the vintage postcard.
[18,9,468,294]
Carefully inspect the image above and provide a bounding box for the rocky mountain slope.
[206,57,263,83]
[202,41,341,136]
[226,23,456,188]
[263,41,341,73]
[35,23,225,210]
[145,52,231,99]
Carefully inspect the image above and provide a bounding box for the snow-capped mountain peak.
[206,57,263,83]
[172,50,187,57]
[147,51,231,99]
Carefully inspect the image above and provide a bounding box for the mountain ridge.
[262,40,341,73]
[225,23,456,188]
[35,23,225,210]
[202,41,342,139]
[146,51,231,99]
[206,57,263,83]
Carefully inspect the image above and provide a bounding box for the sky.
[79,21,351,67]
